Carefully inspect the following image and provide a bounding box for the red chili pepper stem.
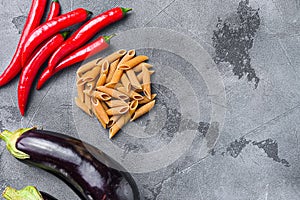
[61,31,69,39]
[121,7,132,15]
[53,0,59,2]
[103,34,116,44]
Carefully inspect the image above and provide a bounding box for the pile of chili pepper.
[0,0,132,116]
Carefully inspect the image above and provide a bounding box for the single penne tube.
[107,115,122,128]
[77,57,103,76]
[96,86,129,101]
[76,73,85,103]
[96,60,109,87]
[118,49,136,66]
[116,87,144,101]
[106,59,120,83]
[121,73,131,92]
[75,97,92,117]
[101,101,109,111]
[137,70,155,83]
[91,97,109,124]
[142,66,152,99]
[80,66,101,83]
[131,100,156,121]
[106,106,129,116]
[118,55,149,70]
[106,100,128,108]
[132,62,153,73]
[138,94,157,104]
[96,49,127,67]
[109,100,138,138]
[92,106,107,129]
[92,91,111,101]
[126,69,142,90]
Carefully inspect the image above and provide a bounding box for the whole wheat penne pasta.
[118,55,149,70]
[142,66,152,99]
[132,62,153,72]
[96,86,129,101]
[92,91,111,101]
[116,87,144,101]
[126,69,142,90]
[75,97,92,116]
[106,106,129,116]
[76,73,85,102]
[84,93,92,110]
[91,97,109,124]
[92,106,106,129]
[77,57,103,76]
[106,100,128,108]
[131,100,156,121]
[106,59,120,83]
[138,94,157,104]
[101,101,109,111]
[121,73,131,92]
[137,70,155,83]
[107,115,122,128]
[106,50,136,88]
[109,101,138,138]
[96,49,127,67]
[86,80,96,92]
[96,60,109,87]
[80,66,101,83]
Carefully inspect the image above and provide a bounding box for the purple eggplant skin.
[8,128,140,200]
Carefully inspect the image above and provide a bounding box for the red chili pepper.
[36,35,114,90]
[21,8,91,67]
[0,0,47,87]
[47,7,132,72]
[45,0,61,22]
[18,32,69,116]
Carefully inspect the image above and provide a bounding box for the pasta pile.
[75,49,156,138]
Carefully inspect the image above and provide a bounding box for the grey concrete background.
[0,0,300,200]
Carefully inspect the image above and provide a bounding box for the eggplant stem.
[0,127,34,159]
[2,186,44,200]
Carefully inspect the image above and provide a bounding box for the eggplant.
[0,128,140,200]
[2,186,58,200]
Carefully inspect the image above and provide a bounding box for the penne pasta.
[107,115,121,128]
[92,91,111,101]
[106,50,136,88]
[132,62,153,73]
[76,73,85,103]
[106,59,120,83]
[92,106,107,129]
[75,97,92,116]
[84,93,92,110]
[137,70,155,83]
[142,66,152,99]
[118,55,149,70]
[77,57,103,76]
[120,73,131,92]
[109,101,138,138]
[138,94,157,104]
[126,69,142,90]
[131,100,156,121]
[101,101,109,111]
[96,49,127,67]
[91,97,109,124]
[96,86,129,101]
[116,87,144,101]
[96,60,109,87]
[106,100,128,108]
[106,106,129,116]
[80,66,101,83]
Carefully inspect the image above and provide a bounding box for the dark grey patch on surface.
[12,15,26,34]
[212,0,260,88]
[223,137,251,158]
[0,121,4,132]
[253,139,290,167]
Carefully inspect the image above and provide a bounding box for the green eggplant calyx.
[2,186,44,200]
[0,127,35,159]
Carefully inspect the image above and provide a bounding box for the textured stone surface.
[0,0,300,200]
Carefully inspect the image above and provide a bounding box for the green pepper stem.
[2,186,44,200]
[61,31,70,39]
[103,34,117,44]
[52,0,59,2]
[121,7,132,15]
[0,128,34,159]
